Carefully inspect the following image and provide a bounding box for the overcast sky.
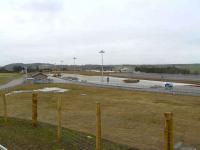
[0,0,200,65]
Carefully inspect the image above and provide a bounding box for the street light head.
[99,50,105,54]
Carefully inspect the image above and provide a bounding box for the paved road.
[71,81,200,96]
[1,75,199,96]
[0,77,25,90]
[49,75,200,96]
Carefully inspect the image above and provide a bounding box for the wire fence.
[0,92,199,150]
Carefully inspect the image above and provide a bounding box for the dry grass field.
[0,83,200,150]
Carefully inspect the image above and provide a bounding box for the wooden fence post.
[164,112,174,150]
[96,103,102,150]
[2,93,7,123]
[32,93,38,127]
[57,97,62,143]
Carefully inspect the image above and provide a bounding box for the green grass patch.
[0,117,135,150]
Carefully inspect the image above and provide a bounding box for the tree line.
[135,66,191,74]
[0,65,114,73]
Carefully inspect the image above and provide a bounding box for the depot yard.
[0,73,22,85]
[0,83,200,150]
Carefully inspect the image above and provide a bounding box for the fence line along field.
[0,83,200,150]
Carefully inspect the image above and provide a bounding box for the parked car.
[165,82,174,88]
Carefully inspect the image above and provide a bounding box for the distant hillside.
[0,63,199,74]
[0,63,114,72]
[3,63,25,71]
[2,63,54,72]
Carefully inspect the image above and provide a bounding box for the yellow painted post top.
[164,112,173,120]
[32,93,38,98]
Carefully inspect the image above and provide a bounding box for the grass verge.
[0,117,135,150]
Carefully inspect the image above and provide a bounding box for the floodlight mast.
[73,57,77,75]
[25,67,28,79]
[60,60,64,73]
[99,50,105,82]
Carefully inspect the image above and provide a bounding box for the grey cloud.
[0,0,200,65]
[21,0,63,12]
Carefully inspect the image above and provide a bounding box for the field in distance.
[0,83,200,149]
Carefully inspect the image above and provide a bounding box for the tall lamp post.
[25,67,28,80]
[60,60,64,74]
[99,50,105,82]
[73,57,77,75]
